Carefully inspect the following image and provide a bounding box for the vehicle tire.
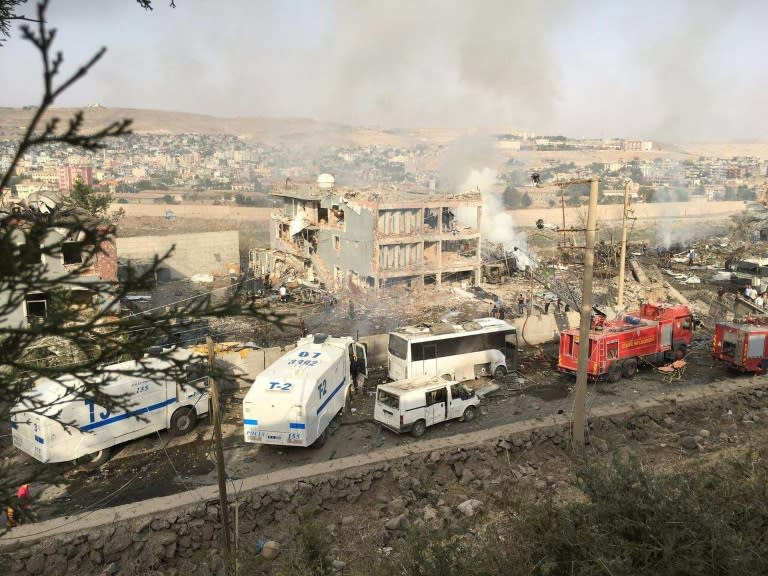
[675,344,688,360]
[411,419,427,438]
[493,365,507,380]
[81,447,111,470]
[312,428,328,448]
[170,406,197,437]
[462,406,477,423]
[608,362,623,383]
[622,358,638,379]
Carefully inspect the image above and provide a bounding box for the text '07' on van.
[243,334,367,448]
[387,317,517,382]
[374,375,479,438]
[10,349,209,468]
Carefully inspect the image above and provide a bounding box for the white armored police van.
[10,349,209,467]
[243,334,367,448]
[374,375,479,437]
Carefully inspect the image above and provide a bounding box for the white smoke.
[458,167,536,269]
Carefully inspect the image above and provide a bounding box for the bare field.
[508,199,746,228]
[116,200,746,239]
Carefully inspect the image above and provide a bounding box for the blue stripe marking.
[34,435,44,445]
[316,377,346,415]
[243,418,259,426]
[80,398,177,432]
[11,422,18,429]
[289,422,305,430]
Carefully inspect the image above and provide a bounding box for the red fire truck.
[712,317,768,374]
[557,302,694,382]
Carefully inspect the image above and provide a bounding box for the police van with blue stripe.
[243,334,367,448]
[10,349,209,467]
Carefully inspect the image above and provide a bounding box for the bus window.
[388,335,408,360]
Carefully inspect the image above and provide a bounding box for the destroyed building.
[269,175,483,290]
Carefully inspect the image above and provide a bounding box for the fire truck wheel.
[622,358,638,379]
[493,365,507,380]
[411,419,427,438]
[608,362,623,383]
[170,407,197,436]
[675,344,687,360]
[81,447,111,470]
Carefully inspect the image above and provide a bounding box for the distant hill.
[0,107,423,147]
[2,107,766,157]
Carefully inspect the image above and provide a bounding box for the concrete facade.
[269,179,483,290]
[117,230,239,280]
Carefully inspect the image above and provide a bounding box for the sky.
[1,0,767,141]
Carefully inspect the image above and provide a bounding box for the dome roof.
[316,173,335,189]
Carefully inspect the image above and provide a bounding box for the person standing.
[348,300,356,320]
[279,285,287,303]
[517,294,525,316]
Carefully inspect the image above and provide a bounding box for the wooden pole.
[208,337,233,573]
[617,180,631,309]
[572,177,600,451]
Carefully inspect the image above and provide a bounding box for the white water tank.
[317,173,335,190]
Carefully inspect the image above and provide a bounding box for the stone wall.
[4,381,767,575]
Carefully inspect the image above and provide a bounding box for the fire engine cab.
[712,317,768,374]
[557,303,694,382]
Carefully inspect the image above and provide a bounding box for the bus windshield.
[388,334,408,360]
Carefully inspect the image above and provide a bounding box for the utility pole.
[572,177,600,451]
[207,337,233,573]
[616,179,631,309]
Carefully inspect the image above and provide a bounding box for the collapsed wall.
[2,378,766,575]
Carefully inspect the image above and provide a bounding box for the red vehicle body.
[557,303,694,382]
[712,318,768,374]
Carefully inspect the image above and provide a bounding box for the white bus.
[387,318,517,382]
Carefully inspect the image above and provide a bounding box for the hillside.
[0,107,415,147]
[2,107,768,157]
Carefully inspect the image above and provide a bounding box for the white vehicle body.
[374,376,479,436]
[387,318,517,382]
[10,349,209,464]
[243,334,367,447]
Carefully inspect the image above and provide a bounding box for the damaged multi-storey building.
[268,174,483,291]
